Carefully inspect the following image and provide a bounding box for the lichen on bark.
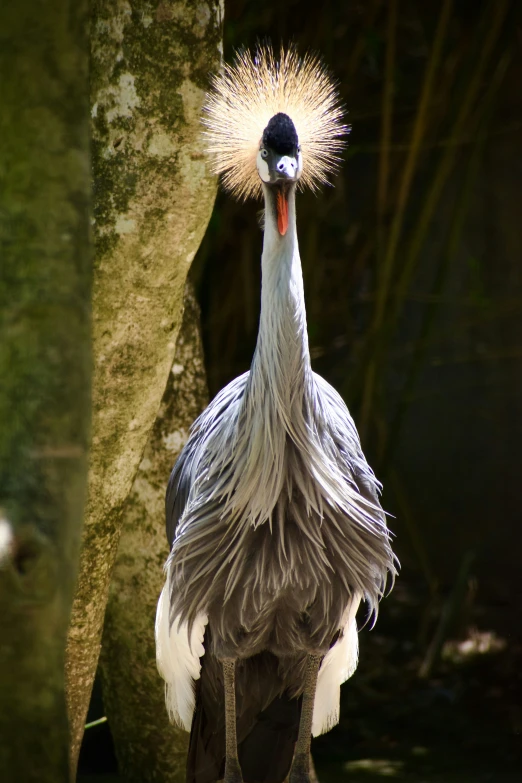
[65,0,223,772]
[0,1,91,780]
[100,280,208,782]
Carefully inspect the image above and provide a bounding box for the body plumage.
[156,46,396,783]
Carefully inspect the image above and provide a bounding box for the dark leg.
[223,658,243,783]
[289,654,322,783]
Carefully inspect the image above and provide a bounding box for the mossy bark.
[100,281,208,782]
[0,1,91,781]
[65,0,223,772]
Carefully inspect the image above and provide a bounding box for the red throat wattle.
[276,191,289,236]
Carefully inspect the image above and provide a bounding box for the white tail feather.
[312,598,360,737]
[155,577,207,730]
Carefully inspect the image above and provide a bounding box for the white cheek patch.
[256,151,271,182]
[296,151,303,178]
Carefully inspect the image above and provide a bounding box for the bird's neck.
[251,185,311,405]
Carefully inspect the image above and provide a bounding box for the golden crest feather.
[202,45,349,201]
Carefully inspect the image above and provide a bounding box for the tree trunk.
[100,280,208,782]
[65,0,222,774]
[0,2,91,781]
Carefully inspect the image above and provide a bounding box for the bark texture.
[65,0,222,771]
[0,1,91,781]
[100,281,208,782]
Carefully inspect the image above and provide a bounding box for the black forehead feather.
[262,113,299,155]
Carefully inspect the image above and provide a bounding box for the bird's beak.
[273,155,298,182]
[270,156,298,237]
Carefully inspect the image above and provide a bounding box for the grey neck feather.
[229,184,313,528]
[250,185,311,409]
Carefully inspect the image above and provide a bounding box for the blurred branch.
[377,0,397,223]
[345,121,522,153]
[381,50,512,474]
[419,551,476,678]
[84,717,107,730]
[345,0,383,81]
[359,0,454,439]
[389,0,511,334]
[375,426,437,594]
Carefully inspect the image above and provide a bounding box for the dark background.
[81,1,522,780]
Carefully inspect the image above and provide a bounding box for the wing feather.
[312,595,361,737]
[155,571,208,730]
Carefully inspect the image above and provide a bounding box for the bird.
[155,45,396,783]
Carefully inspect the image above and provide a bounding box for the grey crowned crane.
[156,46,396,783]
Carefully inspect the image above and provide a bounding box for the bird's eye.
[260,148,268,159]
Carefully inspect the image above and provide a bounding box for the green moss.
[67,3,222,773]
[89,0,223,271]
[0,0,91,779]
